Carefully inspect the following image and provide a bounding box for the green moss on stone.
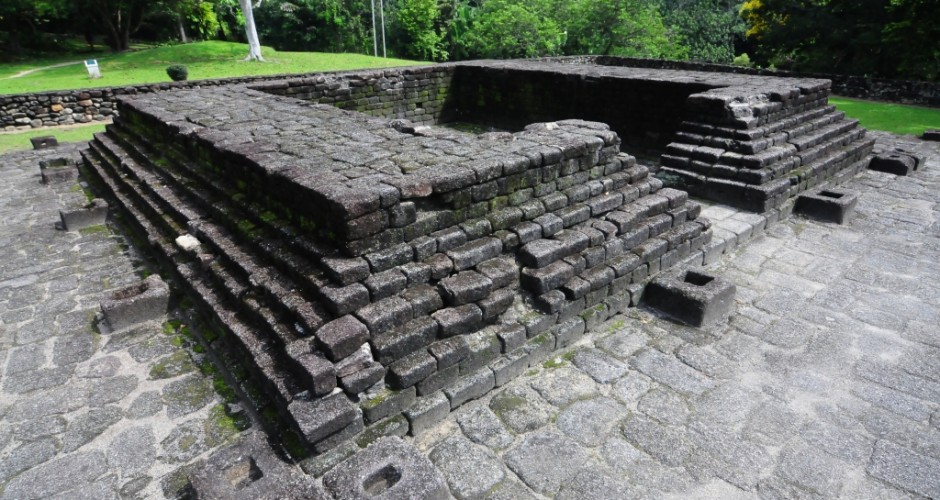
[149,350,196,380]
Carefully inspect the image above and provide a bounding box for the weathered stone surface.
[504,429,594,495]
[322,437,449,500]
[316,315,370,361]
[430,435,506,499]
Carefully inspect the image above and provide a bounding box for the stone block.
[643,269,736,327]
[371,317,438,364]
[479,288,514,320]
[322,437,449,500]
[521,261,575,295]
[401,284,443,317]
[30,135,58,149]
[39,157,78,184]
[433,304,483,337]
[361,386,416,424]
[356,296,413,335]
[428,336,470,369]
[388,351,436,389]
[923,129,940,141]
[191,430,326,499]
[439,271,493,306]
[317,315,370,361]
[868,153,918,176]
[794,188,858,224]
[289,392,360,444]
[445,368,495,409]
[59,198,108,231]
[491,351,529,387]
[476,256,518,288]
[405,392,451,436]
[447,237,502,270]
[100,274,169,332]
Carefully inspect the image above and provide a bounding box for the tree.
[556,0,685,59]
[256,0,370,53]
[661,0,744,63]
[73,0,150,51]
[460,0,564,59]
[741,0,939,80]
[239,0,263,59]
[0,0,69,53]
[395,0,446,61]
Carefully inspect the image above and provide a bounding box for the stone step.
[83,141,350,451]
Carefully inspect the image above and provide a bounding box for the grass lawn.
[830,96,940,136]
[0,41,422,94]
[0,123,107,154]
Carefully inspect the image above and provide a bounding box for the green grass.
[0,123,107,154]
[0,40,423,94]
[830,96,940,136]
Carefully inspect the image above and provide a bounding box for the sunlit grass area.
[0,41,423,94]
[0,123,107,154]
[830,96,940,136]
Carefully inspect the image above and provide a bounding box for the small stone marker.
[322,437,450,500]
[100,274,170,332]
[923,129,940,141]
[30,136,58,150]
[39,158,79,184]
[84,59,101,79]
[189,430,327,499]
[869,153,919,176]
[643,269,736,327]
[795,187,858,224]
[59,198,108,230]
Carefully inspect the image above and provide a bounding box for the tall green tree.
[460,0,563,59]
[394,0,446,61]
[556,0,685,59]
[741,0,939,80]
[661,0,744,63]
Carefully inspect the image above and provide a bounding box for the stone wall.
[590,56,940,108]
[0,66,445,130]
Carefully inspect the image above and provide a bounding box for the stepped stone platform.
[80,58,876,457]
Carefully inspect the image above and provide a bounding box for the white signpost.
[84,59,101,79]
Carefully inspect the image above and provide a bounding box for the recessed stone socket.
[224,457,263,490]
[643,269,736,327]
[100,274,170,332]
[30,135,58,150]
[795,187,858,224]
[869,153,919,176]
[923,129,940,141]
[363,464,402,495]
[39,158,79,184]
[58,198,108,231]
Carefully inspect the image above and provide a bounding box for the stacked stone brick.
[659,81,875,211]
[81,79,708,455]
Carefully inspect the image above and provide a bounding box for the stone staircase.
[82,87,712,457]
[659,83,875,212]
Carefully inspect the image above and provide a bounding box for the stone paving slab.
[2,130,939,499]
[410,131,940,499]
[0,145,238,499]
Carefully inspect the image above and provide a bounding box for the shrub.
[732,53,752,67]
[166,65,189,82]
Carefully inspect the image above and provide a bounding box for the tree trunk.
[178,14,189,43]
[238,0,263,61]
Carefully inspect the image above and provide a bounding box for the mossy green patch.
[149,350,196,379]
[78,224,110,236]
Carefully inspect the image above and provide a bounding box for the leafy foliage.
[661,0,744,63]
[166,63,189,80]
[741,0,940,80]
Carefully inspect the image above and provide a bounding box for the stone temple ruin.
[80,57,875,459]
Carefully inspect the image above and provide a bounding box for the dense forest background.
[2,0,937,81]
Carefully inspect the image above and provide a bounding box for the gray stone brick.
[316,315,370,361]
[445,368,495,409]
[439,271,493,306]
[405,391,451,436]
[433,304,484,337]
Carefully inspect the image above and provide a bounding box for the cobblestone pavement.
[2,132,938,499]
[414,132,940,499]
[0,145,235,499]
